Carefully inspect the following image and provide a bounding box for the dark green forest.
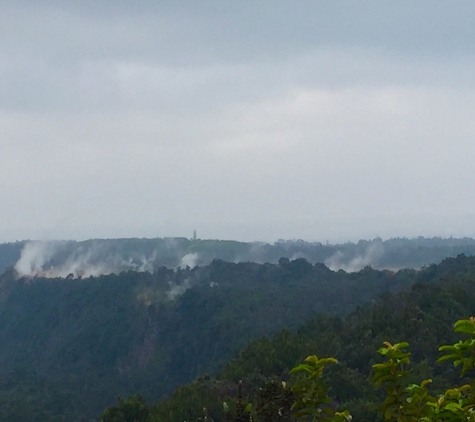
[0,257,413,421]
[103,255,475,422]
[1,249,475,420]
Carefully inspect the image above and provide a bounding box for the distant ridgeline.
[4,236,475,278]
[1,254,475,421]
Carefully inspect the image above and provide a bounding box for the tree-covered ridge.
[7,236,475,278]
[191,320,475,422]
[1,254,475,421]
[142,255,475,422]
[0,257,417,421]
[0,241,24,275]
[104,318,475,422]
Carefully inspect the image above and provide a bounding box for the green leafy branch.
[290,355,351,421]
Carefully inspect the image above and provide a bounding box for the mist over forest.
[4,236,475,280]
[2,236,475,420]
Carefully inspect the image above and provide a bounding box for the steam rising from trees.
[14,240,159,278]
[12,236,475,279]
[324,241,384,272]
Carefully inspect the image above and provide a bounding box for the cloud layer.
[2,2,475,242]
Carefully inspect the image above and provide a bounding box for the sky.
[1,1,475,243]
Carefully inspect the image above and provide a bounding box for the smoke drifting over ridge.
[14,240,159,278]
[13,238,385,279]
[13,238,268,279]
[324,242,385,272]
[12,236,475,280]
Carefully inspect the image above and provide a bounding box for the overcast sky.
[1,1,475,243]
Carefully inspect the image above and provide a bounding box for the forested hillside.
[0,257,415,421]
[0,242,23,275]
[1,254,475,420]
[125,254,475,422]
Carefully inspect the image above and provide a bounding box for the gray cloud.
[3,1,475,66]
[1,1,475,243]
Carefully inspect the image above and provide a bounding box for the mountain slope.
[0,257,420,421]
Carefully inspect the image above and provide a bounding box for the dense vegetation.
[0,257,416,421]
[110,254,475,422]
[133,318,475,422]
[2,251,475,420]
[0,241,23,274]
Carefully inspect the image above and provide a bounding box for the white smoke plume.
[179,253,198,268]
[14,240,181,279]
[325,242,384,272]
[15,241,121,278]
[14,241,58,276]
[167,278,192,300]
